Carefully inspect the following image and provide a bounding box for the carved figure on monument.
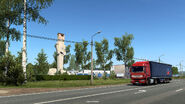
[55,33,66,74]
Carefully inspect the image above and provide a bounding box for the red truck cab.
[130,61,151,85]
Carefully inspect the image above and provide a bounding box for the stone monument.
[55,33,66,74]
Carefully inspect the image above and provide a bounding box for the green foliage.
[50,51,57,68]
[0,0,23,26]
[0,40,5,57]
[128,60,135,67]
[74,41,91,70]
[110,71,116,79]
[0,52,15,72]
[35,75,91,81]
[26,0,54,24]
[93,59,96,70]
[0,0,54,25]
[15,51,22,64]
[102,72,107,80]
[0,0,22,52]
[64,45,71,64]
[0,0,54,54]
[74,43,83,70]
[0,52,25,86]
[68,55,76,70]
[62,72,68,75]
[34,49,49,75]
[81,41,91,70]
[95,38,113,71]
[6,63,25,86]
[15,51,35,81]
[114,33,134,66]
[172,66,179,75]
[0,70,5,84]
[26,63,35,81]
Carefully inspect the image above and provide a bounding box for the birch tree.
[0,0,22,54]
[22,0,53,79]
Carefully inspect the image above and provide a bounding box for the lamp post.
[90,31,101,85]
[158,54,164,63]
[180,60,184,77]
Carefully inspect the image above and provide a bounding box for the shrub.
[102,72,107,80]
[26,63,35,81]
[6,64,25,86]
[0,52,25,86]
[0,70,5,85]
[34,49,49,75]
[34,75,91,81]
[109,71,116,79]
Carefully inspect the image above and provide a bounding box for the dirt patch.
[0,90,9,94]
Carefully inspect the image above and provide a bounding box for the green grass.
[172,76,185,79]
[0,79,131,88]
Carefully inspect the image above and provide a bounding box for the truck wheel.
[146,79,150,85]
[154,79,157,85]
[166,79,170,83]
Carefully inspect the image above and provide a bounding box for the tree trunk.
[103,63,107,80]
[5,40,9,53]
[124,60,129,79]
[5,20,10,54]
[125,64,130,79]
[22,0,27,82]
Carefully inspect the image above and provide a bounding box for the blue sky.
[10,0,185,68]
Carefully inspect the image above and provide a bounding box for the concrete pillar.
[55,33,66,74]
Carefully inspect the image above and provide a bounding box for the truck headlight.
[132,75,143,78]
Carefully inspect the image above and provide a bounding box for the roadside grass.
[172,76,185,79]
[0,79,131,88]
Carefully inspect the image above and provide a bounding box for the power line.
[26,34,84,44]
[0,30,86,44]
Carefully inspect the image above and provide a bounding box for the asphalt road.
[0,79,185,104]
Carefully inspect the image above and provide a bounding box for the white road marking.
[134,90,146,94]
[34,86,157,104]
[176,89,183,92]
[86,101,100,103]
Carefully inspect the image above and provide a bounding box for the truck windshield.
[132,66,144,72]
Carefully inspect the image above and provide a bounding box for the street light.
[158,54,164,63]
[176,60,184,77]
[91,31,101,85]
[180,60,184,77]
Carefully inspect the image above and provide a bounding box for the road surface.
[0,79,185,104]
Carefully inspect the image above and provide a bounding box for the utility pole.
[90,31,101,85]
[22,0,27,82]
